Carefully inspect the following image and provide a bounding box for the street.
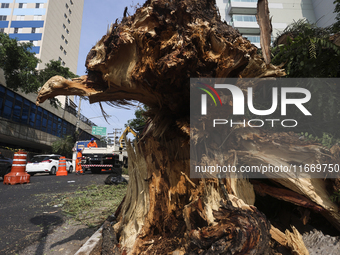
[0,171,113,255]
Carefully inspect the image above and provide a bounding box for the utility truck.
[73,141,128,174]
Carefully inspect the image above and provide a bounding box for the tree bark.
[36,0,340,254]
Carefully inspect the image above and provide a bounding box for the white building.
[0,0,84,73]
[0,0,99,153]
[216,0,336,47]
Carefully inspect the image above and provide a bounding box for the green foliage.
[125,104,148,130]
[272,19,340,77]
[47,184,127,227]
[37,60,78,84]
[300,132,339,148]
[52,135,75,158]
[99,136,112,146]
[0,34,77,106]
[0,33,40,93]
[248,79,340,142]
[330,189,340,203]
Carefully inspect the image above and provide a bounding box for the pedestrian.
[87,138,98,148]
[76,148,84,175]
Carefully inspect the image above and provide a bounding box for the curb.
[74,224,103,255]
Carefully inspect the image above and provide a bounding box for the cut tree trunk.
[36,0,340,254]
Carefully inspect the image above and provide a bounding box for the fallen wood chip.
[181,171,196,188]
[270,225,287,246]
[43,211,58,214]
[286,226,309,255]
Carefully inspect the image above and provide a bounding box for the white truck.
[73,141,128,174]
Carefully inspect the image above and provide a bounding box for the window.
[66,3,69,8]
[67,19,70,24]
[62,120,67,136]
[65,39,68,44]
[47,113,53,134]
[16,15,25,20]
[31,28,36,33]
[29,103,36,127]
[0,86,5,116]
[232,15,257,22]
[57,118,62,137]
[52,115,58,135]
[63,24,66,29]
[1,3,9,8]
[64,13,67,19]
[0,28,4,33]
[63,50,67,55]
[58,57,62,61]
[62,61,65,66]
[69,9,72,15]
[245,35,260,43]
[70,0,73,5]
[35,107,42,130]
[60,45,63,50]
[12,95,23,123]
[33,15,42,20]
[14,28,19,34]
[61,34,65,40]
[41,110,48,132]
[0,15,7,21]
[21,99,30,124]
[18,3,27,8]
[3,90,14,119]
[66,29,69,34]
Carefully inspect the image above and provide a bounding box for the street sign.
[92,126,107,136]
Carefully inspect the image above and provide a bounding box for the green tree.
[252,20,340,145]
[272,19,340,77]
[0,33,40,93]
[1,33,77,94]
[125,104,148,130]
[38,60,78,84]
[52,135,75,158]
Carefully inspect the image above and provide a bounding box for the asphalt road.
[0,171,112,255]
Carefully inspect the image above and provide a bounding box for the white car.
[26,154,73,176]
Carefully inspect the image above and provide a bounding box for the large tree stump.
[36,0,340,254]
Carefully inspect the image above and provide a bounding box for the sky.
[75,0,139,138]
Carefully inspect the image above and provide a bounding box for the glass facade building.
[0,84,95,141]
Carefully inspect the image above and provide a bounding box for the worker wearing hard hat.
[87,138,98,148]
[76,148,84,175]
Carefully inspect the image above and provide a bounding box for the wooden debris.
[285,226,310,255]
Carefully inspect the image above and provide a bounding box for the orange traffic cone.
[3,151,30,185]
[56,156,68,176]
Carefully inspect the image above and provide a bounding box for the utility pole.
[108,128,122,146]
[75,97,82,132]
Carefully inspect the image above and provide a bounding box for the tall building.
[0,0,98,154]
[216,0,336,48]
[0,0,83,73]
[311,0,337,28]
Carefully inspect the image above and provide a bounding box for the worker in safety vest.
[76,148,84,175]
[87,138,98,148]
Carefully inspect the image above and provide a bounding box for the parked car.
[0,153,13,178]
[26,154,73,176]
